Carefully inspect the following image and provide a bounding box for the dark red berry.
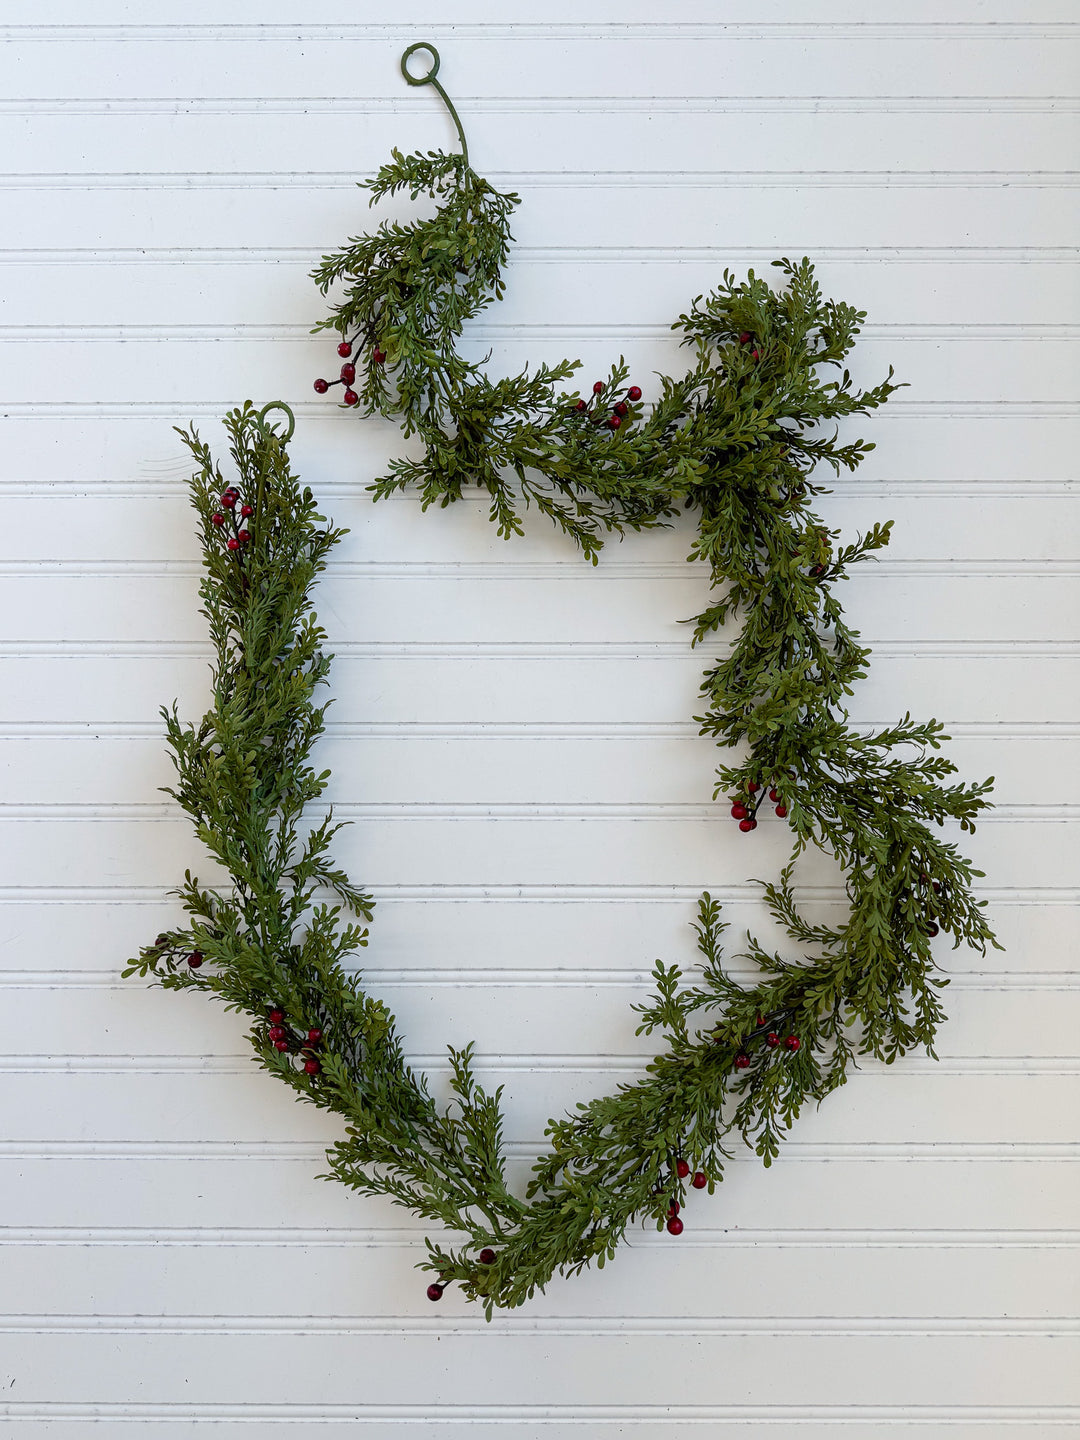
[919,873,930,885]
[237,530,250,544]
[478,1248,496,1265]
[666,1216,684,1235]
[592,381,604,394]
[372,349,386,365]
[273,1038,290,1052]
[751,348,760,361]
[343,389,359,406]
[607,415,621,430]
[731,802,748,820]
[784,1035,800,1051]
[187,951,203,968]
[775,804,788,818]
[426,1283,444,1301]
[340,363,356,384]
[766,1032,780,1047]
[667,1201,680,1218]
[268,1009,284,1023]
[747,781,759,794]
[613,401,628,418]
[769,788,779,803]
[575,399,586,411]
[932,881,942,895]
[221,492,236,508]
[627,385,642,401]
[313,378,329,394]
[303,1057,321,1076]
[227,538,240,551]
[691,1171,707,1189]
[738,332,751,344]
[268,1025,286,1042]
[212,513,225,526]
[239,504,252,519]
[307,1028,322,1045]
[337,341,352,358]
[734,1053,751,1069]
[926,923,940,937]
[810,565,825,578]
[738,818,754,833]
[155,934,170,947]
[675,1159,690,1179]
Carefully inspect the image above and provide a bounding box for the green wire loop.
[256,401,296,443]
[400,41,470,168]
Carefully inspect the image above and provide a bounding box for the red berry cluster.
[211,486,254,554]
[265,1006,323,1076]
[730,1013,801,1072]
[658,1156,710,1236]
[737,331,761,362]
[425,1245,497,1301]
[729,781,788,832]
[573,379,643,431]
[313,337,384,406]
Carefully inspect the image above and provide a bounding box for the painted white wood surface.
[0,4,1077,1434]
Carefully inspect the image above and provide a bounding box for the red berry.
[313,378,329,394]
[227,538,240,551]
[775,804,788,818]
[307,1028,322,1045]
[932,880,942,895]
[239,505,253,519]
[575,399,586,411]
[221,492,236,508]
[268,1009,284,1023]
[730,802,748,820]
[739,332,751,344]
[627,385,642,402]
[769,788,779,803]
[667,1201,680,1218]
[303,1057,321,1076]
[747,781,759,794]
[919,873,930,885]
[426,1283,444,1301]
[187,951,203,968]
[478,1248,496,1265]
[751,349,760,361]
[607,415,621,430]
[268,1025,286,1042]
[738,818,754,833]
[784,1035,800,1051]
[273,1038,290,1052]
[592,381,604,394]
[337,341,352,358]
[666,1217,684,1235]
[691,1171,707,1189]
[237,530,250,544]
[343,389,359,406]
[926,923,939,937]
[675,1159,690,1179]
[613,401,628,418]
[734,1053,751,1069]
[340,363,356,384]
[211,513,225,526]
[766,1031,780,1047]
[372,349,386,365]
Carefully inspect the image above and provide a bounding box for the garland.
[126,45,998,1316]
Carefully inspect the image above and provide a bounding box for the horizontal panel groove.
[6,21,1079,38]
[2,1056,1075,1075]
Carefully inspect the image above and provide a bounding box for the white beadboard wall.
[1,2,1078,1434]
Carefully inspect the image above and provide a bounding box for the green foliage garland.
[127,48,999,1316]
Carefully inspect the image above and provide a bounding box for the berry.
[751,349,760,361]
[607,415,621,430]
[750,818,758,830]
[691,1171,707,1189]
[340,363,356,384]
[739,332,751,344]
[303,1057,321,1076]
[187,951,203,969]
[775,804,788,818]
[478,1248,497,1265]
[666,1217,684,1235]
[426,1283,444,1301]
[273,1038,290,1052]
[747,782,759,794]
[240,504,253,519]
[784,1035,800,1051]
[738,818,754,833]
[926,923,939,937]
[667,1201,680,1217]
[268,1009,284,1023]
[237,530,250,544]
[769,788,779,803]
[343,389,359,406]
[932,880,942,895]
[155,934,170,947]
[220,492,236,508]
[313,378,329,394]
[919,873,930,885]
[337,341,352,358]
[307,1028,322,1045]
[627,385,642,401]
[212,513,225,526]
[575,399,586,411]
[730,802,748,820]
[372,349,386,364]
[592,381,604,394]
[734,1053,751,1070]
[613,401,628,418]
[675,1158,690,1179]
[766,1031,780,1047]
[756,1016,766,1027]
[227,538,240,551]
[268,1025,286,1042]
